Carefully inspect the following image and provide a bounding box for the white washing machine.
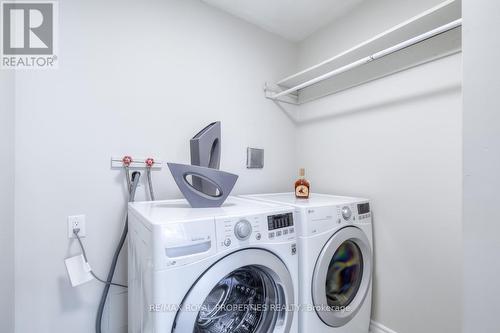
[128,197,299,333]
[241,193,373,333]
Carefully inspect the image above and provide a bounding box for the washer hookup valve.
[145,158,155,168]
[122,156,133,167]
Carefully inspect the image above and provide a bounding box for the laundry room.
[0,0,498,333]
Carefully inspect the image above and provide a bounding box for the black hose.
[96,171,141,333]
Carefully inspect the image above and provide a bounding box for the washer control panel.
[234,219,253,240]
[216,211,295,251]
[267,212,294,240]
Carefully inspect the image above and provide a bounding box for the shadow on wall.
[295,83,461,125]
[272,101,300,126]
[58,276,83,313]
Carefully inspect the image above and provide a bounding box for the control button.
[255,233,262,240]
[342,206,352,220]
[283,229,289,235]
[223,238,232,247]
[289,227,295,233]
[269,232,275,239]
[234,219,253,240]
[276,231,282,237]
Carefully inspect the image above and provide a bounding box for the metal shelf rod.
[270,18,462,100]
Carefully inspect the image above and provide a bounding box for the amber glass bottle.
[295,168,310,199]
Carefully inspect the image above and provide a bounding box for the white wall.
[0,71,15,332]
[10,1,470,332]
[13,0,297,332]
[463,1,500,332]
[295,1,462,333]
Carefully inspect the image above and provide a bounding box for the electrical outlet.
[68,215,86,238]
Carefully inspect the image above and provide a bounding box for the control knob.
[234,219,252,240]
[342,206,352,220]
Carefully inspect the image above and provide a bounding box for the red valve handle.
[122,156,133,167]
[145,158,155,168]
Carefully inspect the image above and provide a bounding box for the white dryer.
[241,193,373,333]
[128,197,299,333]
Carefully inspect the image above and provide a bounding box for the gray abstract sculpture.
[167,121,238,208]
[167,163,238,208]
[190,121,221,196]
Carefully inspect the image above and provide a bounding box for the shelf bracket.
[264,83,299,105]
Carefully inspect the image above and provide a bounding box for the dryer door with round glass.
[312,226,372,327]
[174,249,294,333]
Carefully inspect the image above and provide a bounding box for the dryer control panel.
[216,211,296,251]
[337,202,371,223]
[357,202,372,221]
[304,201,372,236]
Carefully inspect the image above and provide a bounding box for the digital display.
[357,203,370,215]
[267,213,294,231]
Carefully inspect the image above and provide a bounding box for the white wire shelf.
[265,0,462,105]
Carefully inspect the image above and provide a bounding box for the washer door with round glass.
[312,226,372,327]
[174,249,294,333]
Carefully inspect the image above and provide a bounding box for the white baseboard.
[370,320,399,333]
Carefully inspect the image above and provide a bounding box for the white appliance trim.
[370,320,399,333]
[312,226,372,326]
